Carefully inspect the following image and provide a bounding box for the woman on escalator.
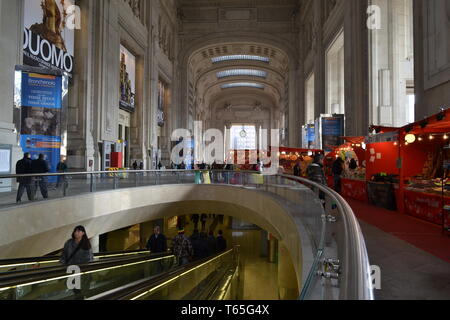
[60,226,94,300]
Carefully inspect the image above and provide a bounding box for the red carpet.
[345,198,450,264]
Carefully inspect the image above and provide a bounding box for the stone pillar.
[278,241,299,300]
[0,0,25,173]
[344,0,370,136]
[314,0,326,118]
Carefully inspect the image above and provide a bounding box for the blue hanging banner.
[20,72,62,182]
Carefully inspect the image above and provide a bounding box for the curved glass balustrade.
[0,170,374,300]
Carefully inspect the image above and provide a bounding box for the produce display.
[405,177,450,196]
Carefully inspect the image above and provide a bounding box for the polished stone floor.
[359,220,450,300]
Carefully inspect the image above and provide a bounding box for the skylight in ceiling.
[221,83,265,89]
[212,55,270,63]
[217,69,268,79]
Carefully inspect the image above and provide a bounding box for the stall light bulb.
[429,135,434,140]
[444,134,449,140]
[394,142,398,146]
[418,137,423,141]
[405,142,409,146]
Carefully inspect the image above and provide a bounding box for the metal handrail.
[280,174,374,300]
[0,169,259,179]
[0,169,373,300]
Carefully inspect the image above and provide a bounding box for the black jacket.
[332,160,344,176]
[146,234,167,253]
[16,158,33,183]
[32,159,49,174]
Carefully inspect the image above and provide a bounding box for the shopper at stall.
[349,158,358,170]
[332,157,345,194]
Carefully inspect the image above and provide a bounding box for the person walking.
[306,154,326,185]
[31,154,50,200]
[216,230,227,252]
[132,161,138,170]
[293,162,301,177]
[55,156,68,189]
[146,226,167,254]
[172,228,193,266]
[15,153,34,203]
[332,157,344,194]
[59,226,94,300]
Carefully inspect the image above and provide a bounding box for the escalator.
[89,248,242,301]
[0,248,241,300]
[0,249,152,274]
[0,252,176,300]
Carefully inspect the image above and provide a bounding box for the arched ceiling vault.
[187,42,290,118]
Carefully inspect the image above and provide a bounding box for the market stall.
[325,137,368,201]
[365,128,401,211]
[278,147,324,176]
[397,109,450,227]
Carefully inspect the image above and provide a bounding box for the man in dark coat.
[146,226,167,253]
[216,230,227,252]
[31,154,49,199]
[16,153,34,203]
[332,158,344,194]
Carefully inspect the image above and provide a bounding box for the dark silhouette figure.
[16,153,33,203]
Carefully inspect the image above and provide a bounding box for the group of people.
[303,153,359,195]
[170,228,227,266]
[132,161,144,170]
[145,224,227,266]
[58,223,228,299]
[15,152,69,203]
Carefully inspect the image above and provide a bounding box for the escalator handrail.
[90,249,235,300]
[0,249,151,267]
[0,252,174,289]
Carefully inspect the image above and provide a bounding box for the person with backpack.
[172,228,194,266]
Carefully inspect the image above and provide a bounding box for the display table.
[403,189,447,225]
[367,181,397,211]
[341,178,368,202]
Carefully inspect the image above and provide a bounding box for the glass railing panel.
[130,250,234,300]
[0,255,176,300]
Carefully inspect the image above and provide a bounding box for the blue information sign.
[20,72,62,182]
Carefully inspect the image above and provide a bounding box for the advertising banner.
[322,115,345,152]
[23,0,75,76]
[20,72,62,182]
[120,45,136,112]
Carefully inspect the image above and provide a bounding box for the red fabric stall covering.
[365,142,399,180]
[404,190,445,225]
[341,178,368,202]
[327,175,334,188]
